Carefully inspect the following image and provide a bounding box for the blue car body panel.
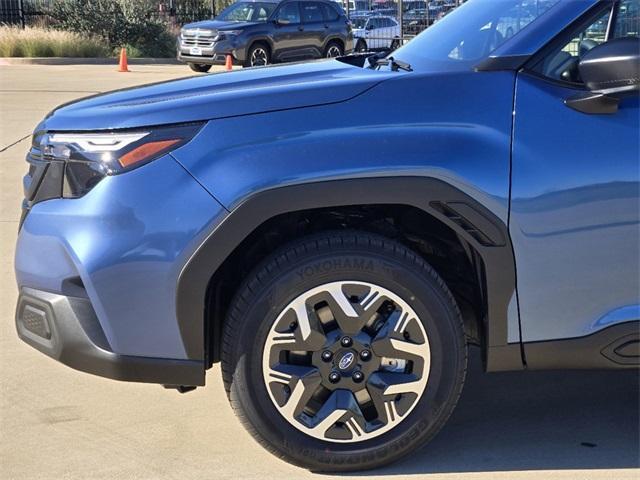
[173,70,515,222]
[37,61,395,131]
[15,155,226,359]
[511,72,640,342]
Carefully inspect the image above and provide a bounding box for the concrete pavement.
[0,64,638,480]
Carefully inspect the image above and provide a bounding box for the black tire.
[221,231,467,472]
[355,39,367,53]
[244,42,270,67]
[188,63,211,73]
[324,41,344,58]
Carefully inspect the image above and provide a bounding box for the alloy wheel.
[262,281,431,443]
[326,45,342,58]
[251,47,269,66]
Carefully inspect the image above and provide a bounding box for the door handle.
[298,26,304,31]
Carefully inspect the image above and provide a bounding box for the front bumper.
[15,153,227,385]
[177,39,245,65]
[16,288,204,385]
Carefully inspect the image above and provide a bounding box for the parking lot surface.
[1,64,638,480]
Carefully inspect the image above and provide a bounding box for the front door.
[273,2,306,61]
[510,0,640,343]
[300,1,327,58]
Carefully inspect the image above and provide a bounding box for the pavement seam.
[0,90,101,94]
[0,134,30,154]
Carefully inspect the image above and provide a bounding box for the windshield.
[216,2,276,22]
[394,0,561,71]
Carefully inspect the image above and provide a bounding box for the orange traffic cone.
[118,47,130,72]
[225,54,233,71]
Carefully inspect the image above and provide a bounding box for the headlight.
[214,30,242,41]
[28,122,203,197]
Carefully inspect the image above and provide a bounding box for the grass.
[0,26,110,57]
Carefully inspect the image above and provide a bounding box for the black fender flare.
[322,35,347,53]
[245,36,274,60]
[175,176,521,371]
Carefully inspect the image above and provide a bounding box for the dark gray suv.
[178,0,354,71]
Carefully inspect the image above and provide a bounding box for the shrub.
[0,26,110,57]
[49,0,177,58]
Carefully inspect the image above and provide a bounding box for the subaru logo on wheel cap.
[338,352,355,370]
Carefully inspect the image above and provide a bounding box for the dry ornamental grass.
[0,26,110,57]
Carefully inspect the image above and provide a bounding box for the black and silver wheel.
[188,63,211,73]
[245,42,270,67]
[325,41,344,58]
[222,231,467,471]
[355,39,367,53]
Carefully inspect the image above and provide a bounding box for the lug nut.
[360,350,371,361]
[328,371,341,383]
[340,336,353,347]
[321,350,333,362]
[352,371,364,383]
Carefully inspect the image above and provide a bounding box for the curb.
[0,57,181,66]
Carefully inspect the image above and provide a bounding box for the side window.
[614,0,640,38]
[256,7,270,21]
[302,2,324,23]
[532,7,613,84]
[321,3,340,21]
[277,2,301,24]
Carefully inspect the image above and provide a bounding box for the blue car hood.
[39,60,393,131]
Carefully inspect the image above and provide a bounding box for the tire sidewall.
[325,42,344,58]
[228,242,465,470]
[247,43,270,67]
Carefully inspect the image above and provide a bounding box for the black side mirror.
[566,38,640,114]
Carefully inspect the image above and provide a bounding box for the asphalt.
[0,64,638,480]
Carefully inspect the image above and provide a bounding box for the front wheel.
[188,63,211,73]
[221,231,467,471]
[245,42,270,67]
[324,41,344,58]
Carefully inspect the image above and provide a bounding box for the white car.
[352,15,401,52]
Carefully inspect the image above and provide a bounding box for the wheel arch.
[246,37,273,60]
[175,177,522,373]
[323,36,345,53]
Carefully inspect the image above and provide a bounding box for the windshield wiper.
[368,55,413,72]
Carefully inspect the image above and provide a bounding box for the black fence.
[340,0,461,53]
[0,0,52,27]
[0,0,219,28]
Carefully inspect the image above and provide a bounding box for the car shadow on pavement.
[350,347,639,476]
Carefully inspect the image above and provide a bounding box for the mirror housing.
[275,18,290,26]
[580,37,640,95]
[565,38,639,114]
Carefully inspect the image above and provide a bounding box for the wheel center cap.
[337,351,355,370]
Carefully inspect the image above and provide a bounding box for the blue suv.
[14,0,640,472]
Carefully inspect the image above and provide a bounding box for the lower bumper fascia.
[16,287,205,386]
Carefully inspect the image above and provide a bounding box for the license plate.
[189,47,202,56]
